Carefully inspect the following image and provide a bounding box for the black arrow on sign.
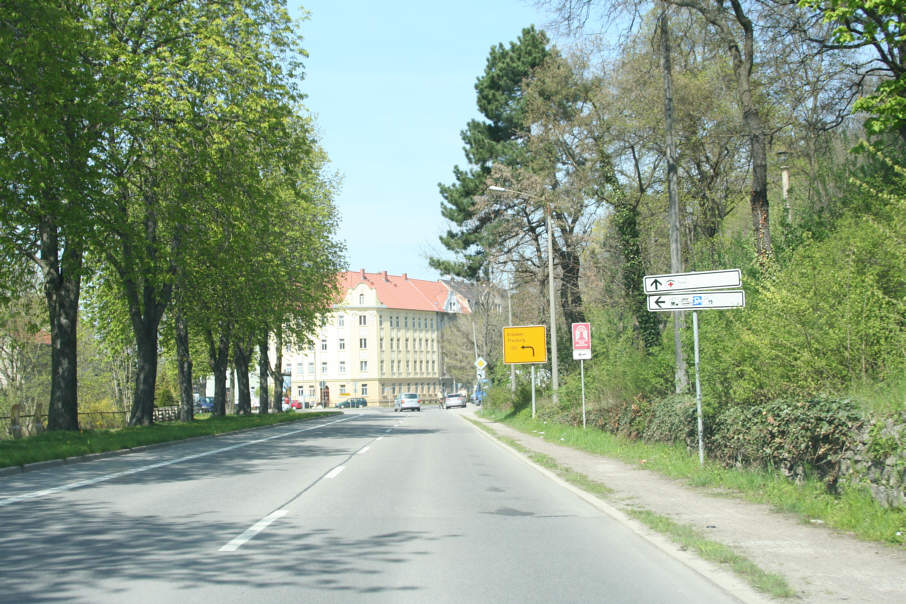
[649,278,662,290]
[521,345,535,357]
[654,296,665,309]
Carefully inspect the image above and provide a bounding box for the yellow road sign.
[503,325,547,364]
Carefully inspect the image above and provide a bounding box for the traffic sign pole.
[693,311,704,465]
[531,365,536,419]
[581,360,586,429]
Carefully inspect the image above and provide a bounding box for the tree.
[432,26,553,279]
[801,0,906,138]
[0,1,114,430]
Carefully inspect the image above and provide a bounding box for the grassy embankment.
[478,407,906,547]
[0,411,340,469]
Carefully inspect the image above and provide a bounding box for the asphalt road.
[0,409,742,603]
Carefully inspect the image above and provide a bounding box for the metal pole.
[692,311,704,465]
[531,365,536,418]
[581,359,586,429]
[546,204,558,405]
[508,287,515,393]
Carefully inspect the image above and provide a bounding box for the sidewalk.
[465,408,906,603]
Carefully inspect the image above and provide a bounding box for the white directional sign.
[647,290,745,312]
[644,269,741,295]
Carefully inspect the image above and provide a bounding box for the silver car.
[443,393,466,409]
[394,392,421,412]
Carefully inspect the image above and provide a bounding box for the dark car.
[195,397,214,413]
[336,397,367,409]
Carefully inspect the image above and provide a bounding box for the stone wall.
[841,414,906,509]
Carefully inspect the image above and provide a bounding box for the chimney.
[403,273,408,280]
[382,270,388,281]
[360,268,366,279]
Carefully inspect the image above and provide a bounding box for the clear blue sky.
[290,1,558,281]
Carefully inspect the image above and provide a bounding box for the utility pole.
[546,203,559,405]
[660,5,688,394]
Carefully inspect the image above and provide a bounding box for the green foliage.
[802,0,906,135]
[432,26,552,279]
[710,397,863,489]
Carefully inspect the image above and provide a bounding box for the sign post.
[503,326,547,417]
[571,323,591,429]
[644,269,745,465]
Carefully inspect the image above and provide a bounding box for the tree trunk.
[659,6,688,394]
[272,327,284,412]
[176,310,194,422]
[615,201,660,351]
[206,327,230,416]
[556,246,584,328]
[129,319,159,426]
[258,336,270,414]
[40,216,82,431]
[233,337,252,415]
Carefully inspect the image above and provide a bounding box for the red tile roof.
[339,270,467,313]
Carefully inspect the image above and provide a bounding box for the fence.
[0,406,183,440]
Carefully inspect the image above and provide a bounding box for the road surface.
[0,409,741,603]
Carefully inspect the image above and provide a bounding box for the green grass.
[0,411,340,468]
[479,407,906,547]
[468,416,794,599]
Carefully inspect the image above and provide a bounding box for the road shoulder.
[463,408,906,603]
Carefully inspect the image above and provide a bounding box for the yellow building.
[284,270,469,406]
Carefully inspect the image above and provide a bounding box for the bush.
[709,396,863,491]
[642,394,698,446]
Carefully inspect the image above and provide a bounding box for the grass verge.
[0,411,340,468]
[481,407,906,547]
[467,416,795,599]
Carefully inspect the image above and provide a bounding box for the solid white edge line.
[326,465,345,479]
[358,446,370,455]
[219,509,288,552]
[0,416,355,508]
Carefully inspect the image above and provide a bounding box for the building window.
[295,362,303,373]
[405,338,409,350]
[359,338,367,349]
[339,361,346,374]
[297,386,303,397]
[321,362,327,373]
[359,293,365,304]
[406,361,410,372]
[389,338,393,350]
[396,337,400,350]
[360,360,367,372]
[380,337,384,349]
[361,383,368,396]
[338,314,345,327]
[321,339,327,351]
[404,317,408,328]
[308,362,314,374]
[395,316,400,328]
[340,384,346,393]
[380,361,384,373]
[359,315,367,326]
[339,338,345,350]
[308,385,315,397]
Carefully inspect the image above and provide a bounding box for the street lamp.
[488,185,559,405]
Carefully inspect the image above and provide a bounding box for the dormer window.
[359,293,365,304]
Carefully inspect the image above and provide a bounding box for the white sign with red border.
[571,322,591,360]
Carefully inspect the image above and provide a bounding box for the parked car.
[195,397,214,413]
[394,392,421,412]
[286,400,302,410]
[443,393,466,409]
[336,397,367,408]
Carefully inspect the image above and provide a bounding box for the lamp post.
[488,186,558,404]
